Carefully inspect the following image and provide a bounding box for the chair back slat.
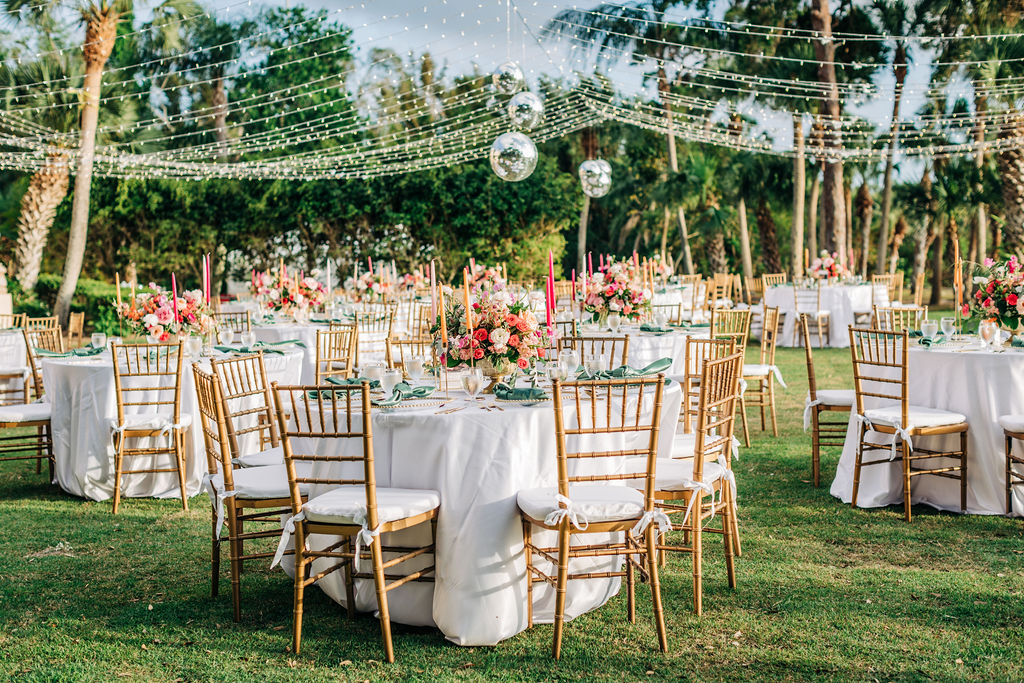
[110,343,185,426]
[873,305,927,333]
[557,335,629,368]
[386,336,431,376]
[192,364,232,482]
[682,337,736,433]
[800,314,818,400]
[316,327,357,382]
[0,313,25,329]
[848,328,908,425]
[213,311,252,334]
[710,308,751,355]
[210,352,279,459]
[758,307,780,366]
[24,316,58,330]
[23,328,63,399]
[691,352,744,482]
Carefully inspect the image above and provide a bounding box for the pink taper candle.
[171,274,180,324]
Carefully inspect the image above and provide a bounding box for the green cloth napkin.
[215,345,284,355]
[673,322,709,329]
[918,336,947,348]
[639,324,674,334]
[324,376,381,389]
[258,339,306,349]
[576,357,674,381]
[494,383,549,401]
[34,346,105,358]
[1011,337,1024,348]
[372,382,435,407]
[309,317,353,324]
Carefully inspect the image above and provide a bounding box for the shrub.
[25,274,121,334]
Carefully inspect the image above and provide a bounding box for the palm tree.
[543,1,702,273]
[5,0,196,325]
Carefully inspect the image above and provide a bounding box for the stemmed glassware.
[240,331,256,347]
[219,329,235,345]
[406,357,425,384]
[607,312,621,333]
[940,317,956,338]
[584,353,606,376]
[380,368,402,396]
[920,319,939,340]
[462,367,484,397]
[90,333,107,349]
[979,320,999,351]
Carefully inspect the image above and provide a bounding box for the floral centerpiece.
[252,270,327,312]
[399,271,425,291]
[467,263,507,292]
[344,271,393,302]
[808,250,851,280]
[437,288,546,383]
[117,284,216,341]
[966,256,1024,330]
[581,260,652,323]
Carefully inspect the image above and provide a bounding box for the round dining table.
[580,324,709,375]
[42,347,304,501]
[289,378,685,646]
[830,341,1024,516]
[0,328,28,396]
[763,282,875,348]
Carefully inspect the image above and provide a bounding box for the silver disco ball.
[492,61,525,96]
[507,91,544,130]
[490,132,538,182]
[579,159,612,198]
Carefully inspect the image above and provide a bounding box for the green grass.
[1,344,1023,682]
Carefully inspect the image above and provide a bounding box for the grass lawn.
[1,341,1022,681]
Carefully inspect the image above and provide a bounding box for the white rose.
[142,314,158,328]
[490,328,510,346]
[609,299,622,311]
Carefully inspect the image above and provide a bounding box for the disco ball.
[490,132,538,182]
[579,159,612,198]
[507,91,544,130]
[492,61,525,95]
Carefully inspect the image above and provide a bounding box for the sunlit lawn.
[1,338,1022,681]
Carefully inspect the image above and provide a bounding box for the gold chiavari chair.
[315,327,357,383]
[761,273,787,290]
[194,361,303,622]
[0,330,53,477]
[23,316,58,330]
[998,415,1024,514]
[109,342,189,514]
[210,353,283,467]
[386,336,432,378]
[554,319,578,341]
[873,305,927,333]
[557,335,629,368]
[24,327,64,400]
[849,328,969,522]
[406,300,434,340]
[744,276,764,306]
[681,337,736,435]
[651,302,682,325]
[66,312,86,348]
[0,313,25,329]
[640,352,743,615]
[891,271,905,304]
[704,275,733,316]
[801,314,853,487]
[270,382,439,662]
[553,280,574,302]
[213,311,252,335]
[710,308,752,356]
[855,278,892,324]
[354,305,397,368]
[912,271,926,307]
[792,282,831,347]
[0,334,30,406]
[738,307,782,446]
[518,375,668,659]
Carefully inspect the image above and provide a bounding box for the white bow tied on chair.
[543,494,589,530]
[803,396,823,431]
[201,472,237,538]
[630,509,673,537]
[856,413,913,460]
[351,513,382,572]
[270,511,305,569]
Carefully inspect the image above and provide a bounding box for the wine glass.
[585,353,606,376]
[920,319,939,340]
[240,331,256,348]
[655,309,669,328]
[979,320,998,350]
[607,312,621,333]
[185,336,203,358]
[406,357,425,383]
[940,317,956,338]
[363,362,385,384]
[90,332,107,349]
[219,329,235,345]
[558,348,579,378]
[380,368,403,396]
[462,367,484,397]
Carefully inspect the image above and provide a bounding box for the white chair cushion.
[998,414,1024,433]
[624,458,727,491]
[0,366,29,378]
[304,485,440,525]
[230,464,310,500]
[110,412,193,431]
[863,405,966,429]
[811,389,855,407]
[234,445,284,468]
[743,363,772,377]
[517,484,644,524]
[672,431,697,458]
[0,402,51,422]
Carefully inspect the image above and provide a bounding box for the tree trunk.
[929,220,945,307]
[577,195,590,275]
[792,115,806,278]
[876,44,906,274]
[14,153,70,293]
[913,218,938,293]
[975,95,988,260]
[845,180,854,266]
[659,62,694,274]
[810,0,847,265]
[212,74,230,159]
[756,198,783,274]
[856,181,872,279]
[708,232,728,275]
[54,10,119,326]
[889,215,907,274]
[676,205,694,274]
[998,112,1024,254]
[808,167,820,259]
[738,196,753,279]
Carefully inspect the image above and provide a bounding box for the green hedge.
[14,274,121,334]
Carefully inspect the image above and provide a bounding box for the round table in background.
[831,343,1024,516]
[763,283,875,348]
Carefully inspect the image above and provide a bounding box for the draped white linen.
[292,382,683,646]
[763,283,875,348]
[585,327,709,375]
[830,345,1024,516]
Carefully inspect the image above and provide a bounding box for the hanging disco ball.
[507,91,544,130]
[492,61,525,95]
[579,159,612,198]
[490,131,538,182]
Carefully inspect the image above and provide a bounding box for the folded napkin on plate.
[1011,337,1024,348]
[34,346,105,358]
[674,322,709,329]
[918,336,947,348]
[494,383,549,401]
[215,344,284,355]
[639,324,674,334]
[257,338,306,349]
[324,376,381,389]
[309,317,353,325]
[576,357,674,382]
[373,382,435,406]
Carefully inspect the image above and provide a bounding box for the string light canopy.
[2,0,1023,180]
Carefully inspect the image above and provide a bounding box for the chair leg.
[522,520,533,628]
[645,525,668,652]
[759,382,766,432]
[552,525,571,660]
[852,426,865,509]
[738,396,750,447]
[343,537,356,619]
[768,380,778,437]
[626,533,636,624]
[902,440,913,523]
[211,513,220,599]
[722,487,736,589]
[112,433,124,515]
[175,430,189,512]
[292,532,307,655]
[370,537,395,663]
[228,507,243,622]
[811,411,821,487]
[731,497,742,557]
[691,496,703,616]
[960,431,968,514]
[1007,435,1014,515]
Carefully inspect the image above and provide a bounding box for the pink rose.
[983,297,994,308]
[517,320,530,332]
[517,357,529,369]
[1009,293,1019,307]
[473,348,484,360]
[508,334,520,347]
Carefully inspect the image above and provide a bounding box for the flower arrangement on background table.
[807,250,851,280]
[252,269,327,313]
[467,262,507,292]
[581,260,652,323]
[117,284,216,341]
[966,256,1024,331]
[343,271,393,302]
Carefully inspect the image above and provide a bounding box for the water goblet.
[107,336,122,352]
[979,320,998,350]
[584,354,606,376]
[607,312,621,333]
[462,367,484,397]
[406,357,425,383]
[940,317,956,338]
[380,368,403,397]
[219,329,235,346]
[240,331,256,347]
[363,361,385,384]
[185,336,203,358]
[91,332,107,349]
[558,348,579,377]
[920,319,939,340]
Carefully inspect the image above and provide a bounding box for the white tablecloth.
[1,329,28,396]
[300,381,684,646]
[42,349,303,501]
[251,323,323,383]
[763,284,874,348]
[830,345,1024,516]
